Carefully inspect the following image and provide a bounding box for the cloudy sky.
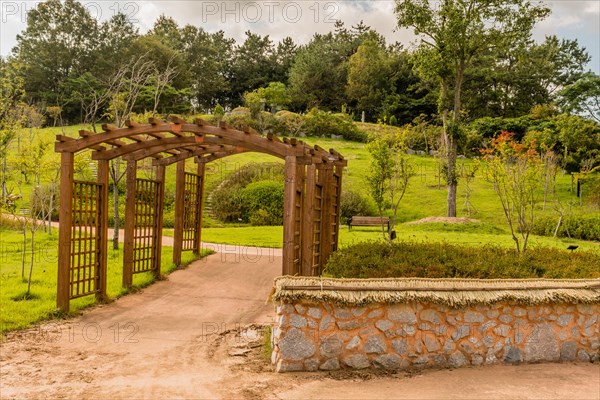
[1,0,598,73]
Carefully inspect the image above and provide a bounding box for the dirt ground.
[1,246,599,400]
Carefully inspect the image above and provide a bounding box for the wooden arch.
[54,117,346,311]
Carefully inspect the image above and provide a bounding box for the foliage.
[395,0,550,218]
[323,241,600,279]
[244,82,290,115]
[533,214,600,242]
[275,111,304,137]
[366,127,415,242]
[241,180,285,226]
[558,72,600,123]
[481,131,543,253]
[303,108,367,141]
[339,190,376,224]
[209,163,285,223]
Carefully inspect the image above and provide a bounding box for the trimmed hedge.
[533,214,600,241]
[324,241,600,279]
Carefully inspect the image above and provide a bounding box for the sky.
[1,0,599,73]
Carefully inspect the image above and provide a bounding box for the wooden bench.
[348,216,390,232]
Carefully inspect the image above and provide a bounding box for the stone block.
[448,352,467,368]
[514,307,527,317]
[423,334,441,352]
[576,304,595,315]
[420,309,441,324]
[342,354,370,369]
[320,315,334,331]
[374,354,402,370]
[524,324,560,362]
[471,354,484,366]
[560,341,577,361]
[278,328,316,361]
[504,347,522,364]
[307,307,322,319]
[557,314,573,327]
[334,307,352,319]
[499,314,513,323]
[276,360,304,372]
[392,339,408,355]
[388,305,417,323]
[319,358,340,371]
[320,335,343,358]
[577,350,591,362]
[290,314,307,328]
[452,325,470,340]
[364,335,387,354]
[352,308,366,317]
[346,335,361,350]
[294,304,306,314]
[494,324,511,337]
[375,319,393,333]
[368,309,384,319]
[337,320,360,330]
[304,358,320,371]
[464,311,484,323]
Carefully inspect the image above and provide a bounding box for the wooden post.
[332,164,343,252]
[293,163,305,276]
[282,156,298,276]
[122,160,137,287]
[57,152,74,312]
[173,160,185,266]
[301,164,316,276]
[154,165,166,278]
[96,159,109,301]
[194,163,205,255]
[319,165,334,266]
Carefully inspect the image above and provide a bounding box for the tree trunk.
[21,226,26,279]
[27,229,35,295]
[1,156,7,201]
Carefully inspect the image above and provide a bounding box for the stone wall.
[271,301,599,372]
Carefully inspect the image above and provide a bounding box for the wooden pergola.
[54,117,346,311]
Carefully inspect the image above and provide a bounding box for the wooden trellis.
[54,117,345,311]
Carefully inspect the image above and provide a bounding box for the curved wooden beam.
[56,120,303,159]
[152,145,240,166]
[195,148,250,164]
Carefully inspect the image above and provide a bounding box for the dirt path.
[1,248,599,399]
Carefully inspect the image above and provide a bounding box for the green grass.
[198,223,599,252]
[0,227,210,334]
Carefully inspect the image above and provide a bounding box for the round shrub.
[241,180,284,226]
[210,184,245,223]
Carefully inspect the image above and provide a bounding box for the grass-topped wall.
[269,277,600,372]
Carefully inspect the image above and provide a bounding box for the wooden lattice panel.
[69,181,102,299]
[133,178,161,274]
[182,172,202,251]
[312,181,324,274]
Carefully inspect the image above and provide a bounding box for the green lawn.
[198,222,599,253]
[0,227,209,334]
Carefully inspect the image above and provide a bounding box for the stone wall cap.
[270,277,600,307]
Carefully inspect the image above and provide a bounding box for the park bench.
[348,216,390,232]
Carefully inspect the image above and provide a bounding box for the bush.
[324,241,600,279]
[209,163,285,224]
[532,214,600,241]
[340,190,376,224]
[241,180,284,226]
[303,108,367,142]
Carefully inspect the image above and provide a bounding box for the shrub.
[389,115,398,126]
[533,214,600,241]
[324,241,600,279]
[209,163,285,224]
[303,108,367,142]
[340,190,376,224]
[210,184,245,223]
[241,180,284,226]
